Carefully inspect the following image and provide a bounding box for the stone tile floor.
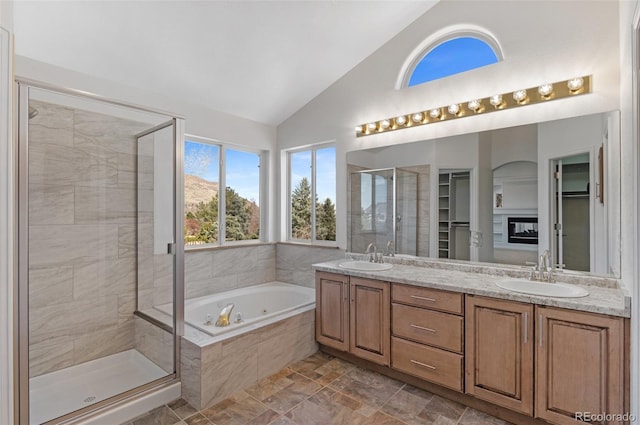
[125,352,511,425]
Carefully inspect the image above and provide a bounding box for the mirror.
[347,111,620,277]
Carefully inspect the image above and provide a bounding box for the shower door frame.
[14,79,185,425]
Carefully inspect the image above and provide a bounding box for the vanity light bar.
[355,75,592,137]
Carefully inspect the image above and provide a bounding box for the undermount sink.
[495,279,589,298]
[338,261,393,271]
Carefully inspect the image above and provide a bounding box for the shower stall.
[15,81,184,424]
[349,168,419,256]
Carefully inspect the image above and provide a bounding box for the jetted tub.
[171,281,318,409]
[157,281,315,339]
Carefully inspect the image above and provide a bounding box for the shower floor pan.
[30,349,167,424]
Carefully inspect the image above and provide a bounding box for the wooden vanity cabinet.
[391,284,465,392]
[315,272,390,366]
[536,306,625,425]
[465,295,534,415]
[349,276,390,365]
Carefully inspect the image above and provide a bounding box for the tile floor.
[125,352,511,425]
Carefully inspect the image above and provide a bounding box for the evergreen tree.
[316,197,336,241]
[291,177,312,239]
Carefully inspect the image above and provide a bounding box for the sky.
[408,36,498,86]
[185,141,336,206]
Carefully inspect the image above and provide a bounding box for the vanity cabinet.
[315,271,349,351]
[391,284,464,392]
[465,295,534,415]
[536,306,625,425]
[315,272,390,366]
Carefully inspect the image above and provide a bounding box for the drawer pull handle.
[410,359,437,370]
[410,324,437,333]
[410,295,437,302]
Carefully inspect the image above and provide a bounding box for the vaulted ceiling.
[13,1,438,125]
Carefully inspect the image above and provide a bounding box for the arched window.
[407,36,500,87]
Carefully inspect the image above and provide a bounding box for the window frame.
[286,142,337,246]
[184,134,266,249]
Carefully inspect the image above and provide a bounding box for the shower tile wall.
[28,100,149,377]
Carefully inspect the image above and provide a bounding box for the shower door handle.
[167,243,176,255]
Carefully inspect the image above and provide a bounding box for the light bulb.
[380,119,390,129]
[568,77,584,92]
[395,116,407,126]
[429,108,441,119]
[489,94,504,107]
[538,84,553,97]
[513,89,528,103]
[467,99,482,112]
[355,125,363,134]
[447,104,460,115]
[412,112,424,123]
[366,122,377,132]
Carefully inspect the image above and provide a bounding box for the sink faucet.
[384,240,395,257]
[215,303,235,327]
[366,242,378,262]
[527,250,555,283]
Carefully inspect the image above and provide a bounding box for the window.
[407,36,499,87]
[184,137,262,246]
[289,145,336,242]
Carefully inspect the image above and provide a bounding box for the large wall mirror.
[347,111,620,278]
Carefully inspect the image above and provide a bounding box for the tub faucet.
[215,303,235,327]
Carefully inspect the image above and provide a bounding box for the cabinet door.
[350,277,390,365]
[536,306,624,425]
[315,272,349,351]
[465,295,534,415]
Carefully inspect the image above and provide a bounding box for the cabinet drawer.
[392,284,463,315]
[391,337,463,392]
[392,303,463,353]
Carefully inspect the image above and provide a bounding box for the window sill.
[279,241,341,250]
[185,241,274,253]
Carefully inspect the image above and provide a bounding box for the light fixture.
[538,83,554,99]
[447,104,461,116]
[512,89,529,104]
[467,99,483,112]
[489,94,505,109]
[355,76,592,137]
[567,77,584,93]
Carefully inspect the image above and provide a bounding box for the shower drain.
[84,396,96,403]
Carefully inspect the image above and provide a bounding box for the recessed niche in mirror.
[347,111,620,278]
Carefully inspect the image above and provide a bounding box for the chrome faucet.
[384,240,395,257]
[366,242,378,262]
[527,249,555,283]
[215,303,235,327]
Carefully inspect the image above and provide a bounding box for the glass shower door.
[19,84,179,424]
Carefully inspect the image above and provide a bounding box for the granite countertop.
[312,260,631,318]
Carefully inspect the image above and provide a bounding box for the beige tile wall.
[27,100,151,377]
[181,309,316,410]
[184,244,276,299]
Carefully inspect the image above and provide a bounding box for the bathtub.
[157,281,315,339]
[173,281,318,409]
